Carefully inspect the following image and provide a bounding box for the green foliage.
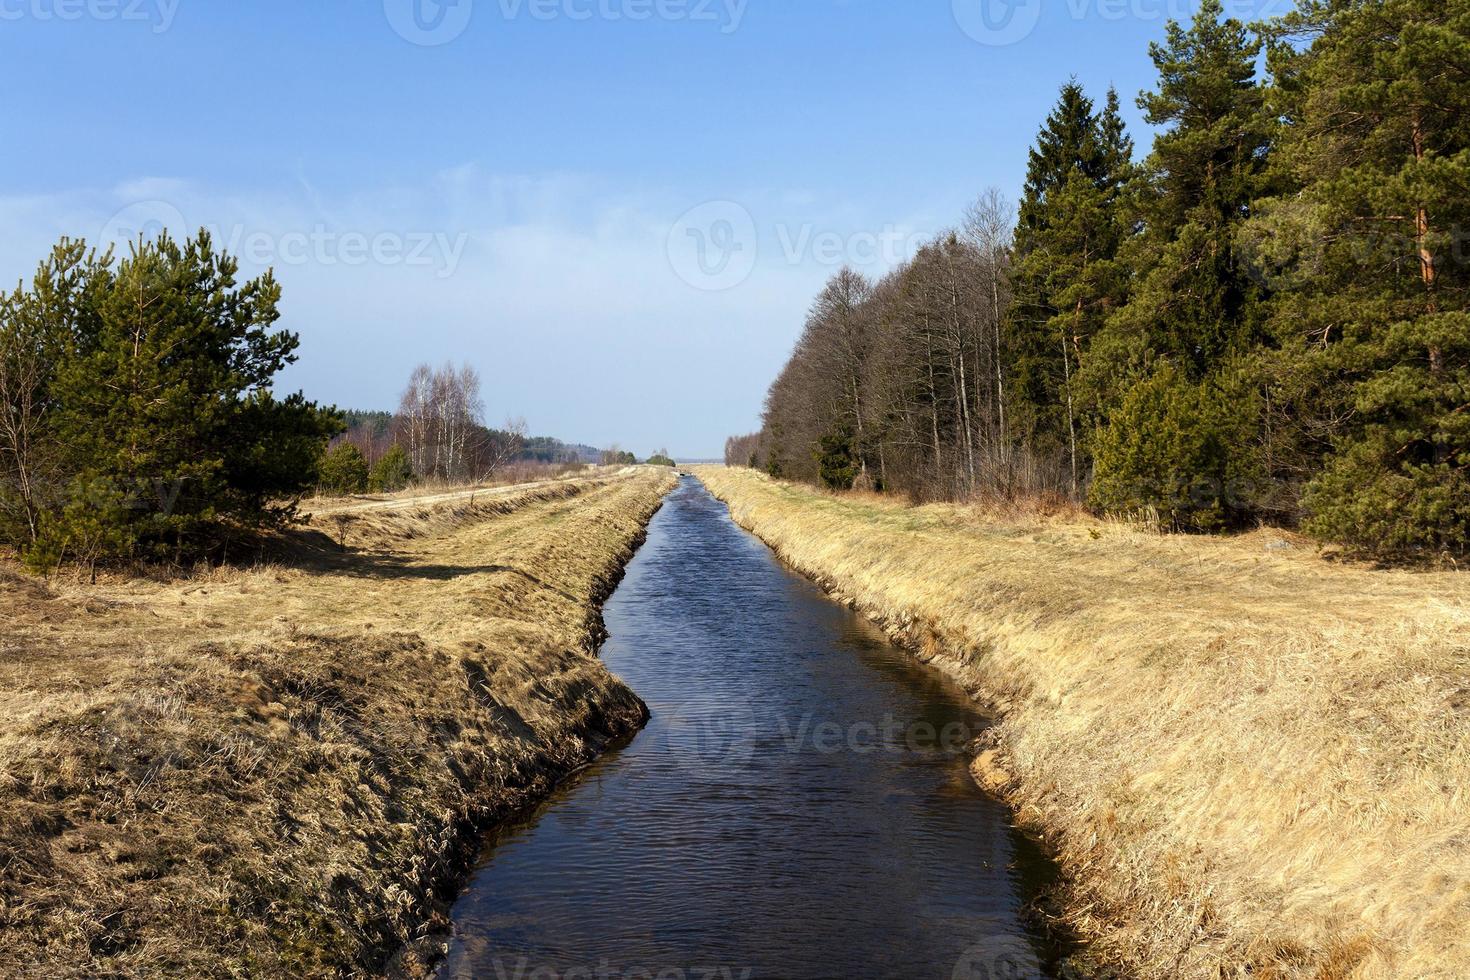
[1303,313,1470,553]
[340,409,394,439]
[815,427,858,491]
[319,444,370,496]
[1084,0,1273,421]
[732,0,1470,557]
[1,231,341,570]
[368,444,415,493]
[0,240,103,547]
[1010,82,1134,468]
[1252,0,1470,552]
[645,453,677,468]
[1090,363,1261,531]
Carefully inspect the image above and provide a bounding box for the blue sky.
[0,0,1284,458]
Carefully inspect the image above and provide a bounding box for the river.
[440,476,1068,979]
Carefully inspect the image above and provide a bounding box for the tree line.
[731,0,1469,556]
[316,364,530,495]
[317,367,672,496]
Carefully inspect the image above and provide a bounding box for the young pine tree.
[368,444,415,493]
[319,443,371,496]
[40,231,340,564]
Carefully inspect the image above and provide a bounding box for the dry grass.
[0,468,676,978]
[695,466,1470,980]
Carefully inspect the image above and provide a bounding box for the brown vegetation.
[696,465,1470,980]
[0,467,676,977]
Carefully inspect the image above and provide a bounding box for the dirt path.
[304,466,642,516]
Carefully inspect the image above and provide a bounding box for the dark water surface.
[441,477,1066,980]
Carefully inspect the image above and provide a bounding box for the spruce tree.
[1008,82,1133,491]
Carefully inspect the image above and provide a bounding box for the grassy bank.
[0,468,676,977]
[695,466,1470,980]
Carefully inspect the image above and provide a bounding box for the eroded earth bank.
[0,468,675,977]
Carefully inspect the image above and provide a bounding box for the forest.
[728,0,1469,556]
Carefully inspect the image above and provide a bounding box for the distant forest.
[729,0,1468,556]
[320,365,644,495]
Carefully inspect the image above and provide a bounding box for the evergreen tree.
[1086,0,1273,396]
[1257,0,1470,552]
[0,241,104,546]
[34,230,340,564]
[319,443,370,495]
[815,425,857,490]
[1090,362,1261,531]
[368,444,416,493]
[1008,82,1134,491]
[1016,82,1105,240]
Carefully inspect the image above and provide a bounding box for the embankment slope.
[696,466,1470,980]
[0,469,676,977]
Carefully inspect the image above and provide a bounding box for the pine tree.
[1257,0,1470,552]
[0,241,104,545]
[368,444,415,493]
[37,230,340,564]
[319,443,370,496]
[1084,0,1274,525]
[1086,0,1273,396]
[1090,361,1261,531]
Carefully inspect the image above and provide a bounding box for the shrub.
[815,426,857,491]
[1090,363,1261,531]
[646,453,676,468]
[319,444,370,496]
[368,445,415,493]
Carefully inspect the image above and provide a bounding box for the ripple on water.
[441,477,1069,980]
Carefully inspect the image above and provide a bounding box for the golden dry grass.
[0,467,676,978]
[695,466,1470,980]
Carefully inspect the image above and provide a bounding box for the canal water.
[440,477,1066,980]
